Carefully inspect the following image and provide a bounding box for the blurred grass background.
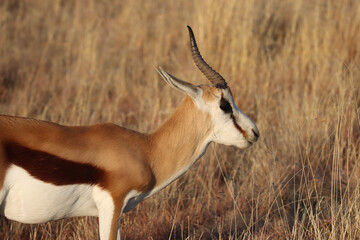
[0,0,359,239]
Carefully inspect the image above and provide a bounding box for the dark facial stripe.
[221,92,248,138]
[220,98,233,114]
[231,115,248,139]
[3,141,106,186]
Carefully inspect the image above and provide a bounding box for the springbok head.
[157,26,259,149]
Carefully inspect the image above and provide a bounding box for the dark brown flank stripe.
[3,141,106,187]
[231,115,248,139]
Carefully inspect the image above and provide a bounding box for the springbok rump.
[0,26,259,240]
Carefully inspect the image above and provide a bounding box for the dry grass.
[0,0,359,239]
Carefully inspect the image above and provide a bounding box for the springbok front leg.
[93,186,124,240]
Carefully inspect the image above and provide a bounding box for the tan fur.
[0,93,214,240]
[147,96,213,185]
[200,85,220,102]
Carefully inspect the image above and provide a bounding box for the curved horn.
[187,26,227,88]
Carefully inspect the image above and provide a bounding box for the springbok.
[0,26,259,240]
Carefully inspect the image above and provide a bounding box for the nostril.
[252,129,259,140]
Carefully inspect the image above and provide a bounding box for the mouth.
[246,140,254,145]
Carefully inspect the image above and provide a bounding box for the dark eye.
[220,98,232,114]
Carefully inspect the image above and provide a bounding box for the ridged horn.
[187,26,227,88]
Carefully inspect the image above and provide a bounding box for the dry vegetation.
[0,0,359,239]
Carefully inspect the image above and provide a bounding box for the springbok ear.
[156,66,200,99]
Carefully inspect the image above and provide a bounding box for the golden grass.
[0,0,359,239]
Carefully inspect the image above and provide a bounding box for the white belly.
[0,165,98,224]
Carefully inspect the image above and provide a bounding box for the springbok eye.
[220,98,232,114]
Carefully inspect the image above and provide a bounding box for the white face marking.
[1,165,97,223]
[197,87,259,149]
